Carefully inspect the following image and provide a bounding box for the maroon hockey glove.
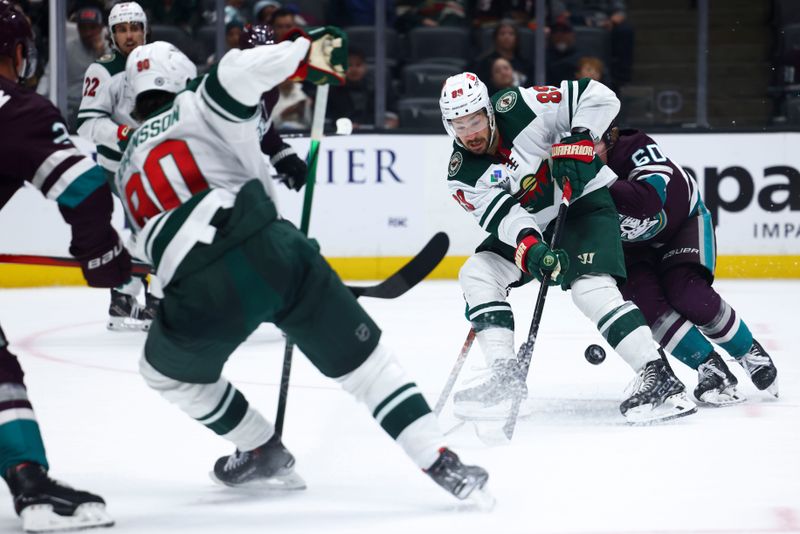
[77,239,132,288]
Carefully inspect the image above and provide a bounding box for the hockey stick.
[501,181,573,440]
[433,328,476,415]
[275,84,330,438]
[0,242,449,300]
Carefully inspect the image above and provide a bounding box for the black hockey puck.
[585,344,606,365]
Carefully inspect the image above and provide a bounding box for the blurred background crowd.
[8,0,796,133]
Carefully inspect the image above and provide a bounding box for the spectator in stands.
[204,17,244,65]
[545,21,579,85]
[139,0,198,31]
[489,56,518,93]
[328,47,398,130]
[328,0,395,27]
[562,0,633,84]
[394,0,466,32]
[253,0,281,24]
[37,6,109,130]
[471,0,567,30]
[470,20,531,90]
[270,7,296,40]
[225,0,247,24]
[575,55,604,81]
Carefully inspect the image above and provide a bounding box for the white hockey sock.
[337,343,443,469]
[475,327,516,366]
[571,274,659,371]
[139,355,273,451]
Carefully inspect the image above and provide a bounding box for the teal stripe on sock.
[670,326,714,369]
[721,322,753,358]
[0,420,48,475]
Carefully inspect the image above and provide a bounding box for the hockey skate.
[138,292,161,332]
[424,448,493,507]
[4,462,113,533]
[106,289,147,331]
[737,339,778,397]
[694,352,745,406]
[453,358,530,420]
[210,434,306,490]
[620,358,697,424]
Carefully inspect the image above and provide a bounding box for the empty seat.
[776,0,800,26]
[780,23,800,62]
[408,27,470,65]
[397,97,444,130]
[573,26,611,64]
[618,85,655,126]
[289,0,330,25]
[345,26,400,65]
[150,24,201,63]
[402,63,460,97]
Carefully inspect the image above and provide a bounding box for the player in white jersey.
[114,38,491,502]
[440,73,697,424]
[76,1,158,331]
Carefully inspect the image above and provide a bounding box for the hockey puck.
[584,344,606,365]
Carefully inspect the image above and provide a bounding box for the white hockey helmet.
[439,72,496,149]
[108,1,148,50]
[126,41,196,97]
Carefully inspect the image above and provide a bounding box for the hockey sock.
[698,300,753,358]
[571,274,659,371]
[139,356,272,452]
[0,382,48,475]
[650,310,714,369]
[337,344,443,470]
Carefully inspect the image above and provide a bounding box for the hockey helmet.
[439,72,496,150]
[126,41,196,97]
[239,24,275,49]
[0,0,36,80]
[108,1,148,51]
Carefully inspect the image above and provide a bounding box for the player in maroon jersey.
[598,125,778,405]
[0,1,127,530]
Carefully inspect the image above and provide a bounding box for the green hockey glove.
[550,131,604,199]
[514,232,570,286]
[284,26,348,86]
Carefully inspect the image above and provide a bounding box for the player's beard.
[463,132,490,154]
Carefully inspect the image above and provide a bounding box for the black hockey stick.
[0,248,449,300]
[501,181,573,440]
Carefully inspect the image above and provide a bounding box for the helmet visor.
[449,111,489,137]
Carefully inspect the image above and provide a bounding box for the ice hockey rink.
[0,278,797,534]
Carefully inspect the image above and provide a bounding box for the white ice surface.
[0,280,798,534]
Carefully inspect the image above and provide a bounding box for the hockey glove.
[77,237,132,288]
[550,131,604,199]
[514,231,569,286]
[271,142,307,191]
[284,26,348,85]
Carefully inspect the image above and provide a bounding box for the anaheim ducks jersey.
[607,129,701,246]
[76,50,138,172]
[447,79,619,248]
[115,38,310,287]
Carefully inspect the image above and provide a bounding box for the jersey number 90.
[124,139,209,227]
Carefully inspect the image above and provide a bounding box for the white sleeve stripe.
[43,157,96,200]
[629,164,673,179]
[32,148,84,189]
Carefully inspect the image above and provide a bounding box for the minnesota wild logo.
[514,161,554,212]
[495,91,517,113]
[448,151,463,177]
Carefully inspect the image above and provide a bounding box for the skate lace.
[224,450,250,472]
[697,360,726,381]
[742,350,770,369]
[626,363,657,396]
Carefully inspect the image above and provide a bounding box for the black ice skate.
[737,340,778,397]
[694,352,745,406]
[424,448,493,506]
[4,462,113,533]
[620,358,697,424]
[138,292,161,332]
[210,435,306,490]
[106,289,147,331]
[453,358,529,420]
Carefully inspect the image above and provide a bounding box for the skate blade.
[468,420,512,447]
[453,399,532,421]
[765,379,779,398]
[209,470,307,491]
[464,484,496,511]
[21,503,114,533]
[624,392,698,425]
[697,387,746,407]
[106,316,148,332]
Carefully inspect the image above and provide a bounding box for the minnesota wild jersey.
[446,79,619,248]
[115,38,310,287]
[77,50,138,172]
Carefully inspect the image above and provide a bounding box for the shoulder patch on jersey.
[495,90,517,113]
[448,151,463,177]
[98,53,114,63]
[95,51,125,75]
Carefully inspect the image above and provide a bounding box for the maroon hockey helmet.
[239,23,275,50]
[0,0,36,80]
